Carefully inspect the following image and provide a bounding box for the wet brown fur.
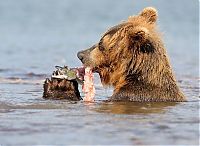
[43,78,81,101]
[77,7,186,102]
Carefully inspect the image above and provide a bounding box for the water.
[0,0,199,145]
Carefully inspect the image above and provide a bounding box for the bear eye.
[140,42,154,53]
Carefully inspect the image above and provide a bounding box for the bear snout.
[77,46,96,64]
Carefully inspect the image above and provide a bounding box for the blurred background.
[0,0,198,76]
[0,0,199,145]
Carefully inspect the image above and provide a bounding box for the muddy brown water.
[0,0,199,145]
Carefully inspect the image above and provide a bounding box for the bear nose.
[77,51,84,61]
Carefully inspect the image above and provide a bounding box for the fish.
[82,67,95,102]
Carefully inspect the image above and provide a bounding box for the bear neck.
[111,70,185,102]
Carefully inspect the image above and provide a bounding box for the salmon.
[82,67,95,102]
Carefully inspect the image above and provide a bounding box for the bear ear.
[128,26,148,43]
[139,7,158,24]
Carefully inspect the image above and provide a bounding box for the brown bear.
[77,7,186,102]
